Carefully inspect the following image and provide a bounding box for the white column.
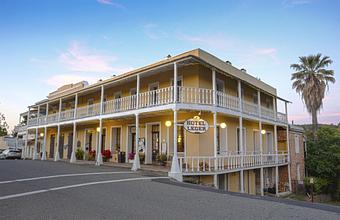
[287,124,292,192]
[273,97,277,121]
[100,86,104,114]
[169,109,182,181]
[213,111,218,188]
[258,90,261,117]
[54,125,60,161]
[41,126,47,160]
[37,105,40,124]
[70,122,77,163]
[74,94,78,119]
[239,116,244,193]
[136,74,140,108]
[58,98,62,122]
[173,62,177,103]
[23,129,29,159]
[212,69,216,106]
[33,128,38,160]
[259,121,264,196]
[274,124,279,196]
[132,114,140,171]
[46,103,49,122]
[238,80,242,111]
[23,108,31,159]
[95,119,103,166]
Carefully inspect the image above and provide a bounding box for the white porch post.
[23,129,28,159]
[239,116,244,193]
[41,126,47,160]
[95,119,103,166]
[46,102,49,123]
[173,62,177,103]
[274,124,279,196]
[54,125,60,161]
[24,108,30,159]
[74,94,78,119]
[212,69,216,106]
[259,121,264,196]
[286,101,292,191]
[132,113,140,171]
[169,109,182,181]
[100,86,104,114]
[37,105,40,125]
[213,111,218,188]
[273,97,277,121]
[58,98,62,122]
[33,127,38,160]
[136,74,140,108]
[70,122,77,163]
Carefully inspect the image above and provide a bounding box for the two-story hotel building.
[22,49,292,196]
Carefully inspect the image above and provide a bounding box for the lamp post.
[165,120,172,157]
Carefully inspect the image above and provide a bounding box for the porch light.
[40,132,44,137]
[96,127,101,132]
[220,122,227,129]
[165,121,172,127]
[261,129,266,134]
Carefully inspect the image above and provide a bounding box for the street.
[0,160,339,220]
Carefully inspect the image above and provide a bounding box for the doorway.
[151,124,160,162]
[111,127,121,153]
[67,133,73,159]
[58,134,64,159]
[149,82,159,106]
[49,134,55,158]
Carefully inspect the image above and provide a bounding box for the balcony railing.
[178,152,288,175]
[27,86,288,126]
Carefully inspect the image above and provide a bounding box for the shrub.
[75,148,84,160]
[88,150,96,161]
[102,150,111,162]
[128,152,135,160]
[157,153,167,165]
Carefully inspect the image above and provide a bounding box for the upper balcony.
[27,85,288,127]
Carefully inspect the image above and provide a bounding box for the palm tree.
[291,54,335,138]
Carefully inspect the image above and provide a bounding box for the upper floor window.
[252,93,258,105]
[171,76,183,87]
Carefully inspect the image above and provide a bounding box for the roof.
[289,124,305,133]
[30,48,288,106]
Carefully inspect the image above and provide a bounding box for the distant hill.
[295,123,339,131]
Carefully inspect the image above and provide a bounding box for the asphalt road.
[0,160,339,220]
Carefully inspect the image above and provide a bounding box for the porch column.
[173,62,177,103]
[46,102,49,123]
[238,80,242,111]
[54,125,60,161]
[100,86,104,114]
[136,74,140,108]
[274,124,279,196]
[23,128,29,159]
[132,113,140,171]
[169,109,182,181]
[23,108,31,159]
[239,116,244,193]
[258,90,261,117]
[95,119,103,166]
[286,124,292,192]
[41,126,47,160]
[58,98,62,122]
[33,128,38,160]
[70,122,77,163]
[212,69,216,106]
[37,105,40,125]
[213,111,218,188]
[259,121,264,196]
[273,97,277,121]
[74,94,78,119]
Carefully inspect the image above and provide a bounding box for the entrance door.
[97,128,106,153]
[216,78,225,106]
[50,134,55,158]
[86,132,93,152]
[111,127,121,152]
[129,126,136,154]
[58,134,64,159]
[88,99,94,115]
[151,125,160,162]
[67,133,73,159]
[266,132,273,153]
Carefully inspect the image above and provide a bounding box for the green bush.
[75,148,84,160]
[304,177,329,195]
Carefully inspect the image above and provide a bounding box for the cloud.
[59,41,133,73]
[282,0,311,7]
[142,23,168,40]
[96,0,124,8]
[44,74,101,88]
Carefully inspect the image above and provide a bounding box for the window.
[177,126,184,153]
[294,135,300,153]
[253,130,260,153]
[252,93,258,104]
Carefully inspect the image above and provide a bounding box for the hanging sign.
[184,116,209,134]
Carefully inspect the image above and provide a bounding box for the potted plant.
[139,152,145,164]
[157,153,167,166]
[102,149,111,162]
[75,148,84,160]
[88,150,96,161]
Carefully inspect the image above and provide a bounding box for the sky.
[0,0,339,129]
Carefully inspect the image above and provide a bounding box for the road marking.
[0,171,134,184]
[0,176,168,201]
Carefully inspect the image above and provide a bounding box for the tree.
[291,54,335,138]
[0,112,9,136]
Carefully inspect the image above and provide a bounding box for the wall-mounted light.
[96,127,101,132]
[261,129,266,134]
[220,122,227,129]
[40,132,44,137]
[165,121,172,127]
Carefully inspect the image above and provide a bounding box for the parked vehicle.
[0,149,22,159]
